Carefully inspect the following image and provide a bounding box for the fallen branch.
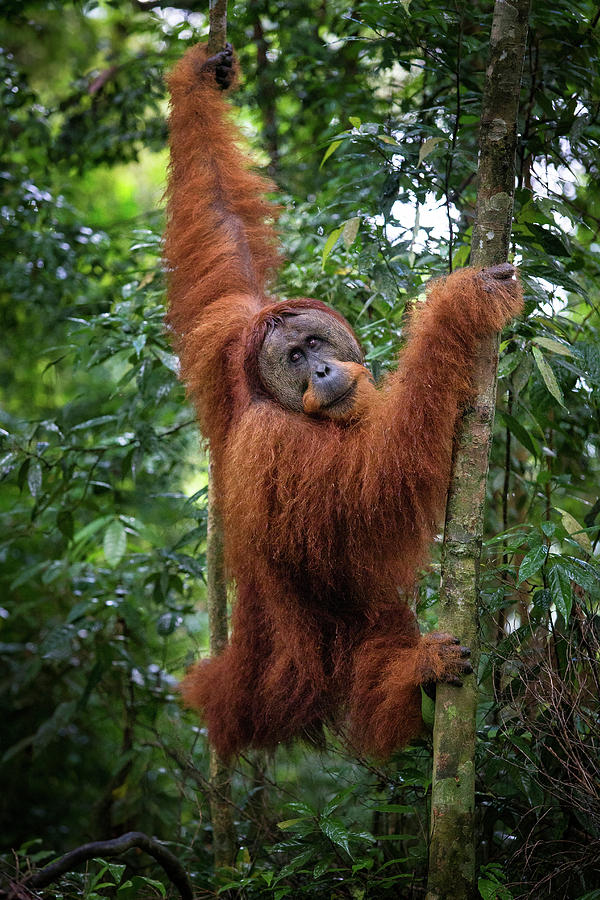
[22,831,192,900]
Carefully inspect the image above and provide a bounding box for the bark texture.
[207,0,228,54]
[426,2,530,898]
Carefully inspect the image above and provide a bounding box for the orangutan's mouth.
[323,382,356,409]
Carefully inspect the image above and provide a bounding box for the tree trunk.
[205,3,237,868]
[207,0,228,53]
[426,2,530,898]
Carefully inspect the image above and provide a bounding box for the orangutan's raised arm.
[164,43,280,442]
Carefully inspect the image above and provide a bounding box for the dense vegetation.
[1,1,599,898]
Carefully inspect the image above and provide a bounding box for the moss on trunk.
[426,2,530,897]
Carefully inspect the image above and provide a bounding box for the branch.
[22,832,192,900]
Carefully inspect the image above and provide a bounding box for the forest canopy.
[1,2,599,898]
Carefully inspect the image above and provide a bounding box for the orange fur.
[165,44,524,760]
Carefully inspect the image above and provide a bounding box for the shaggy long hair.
[164,43,523,759]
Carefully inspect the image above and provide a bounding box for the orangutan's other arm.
[354,265,523,528]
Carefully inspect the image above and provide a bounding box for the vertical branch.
[206,0,236,868]
[206,466,236,867]
[426,2,530,899]
[207,0,228,54]
[444,10,462,272]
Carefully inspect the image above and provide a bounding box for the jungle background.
[1,1,599,898]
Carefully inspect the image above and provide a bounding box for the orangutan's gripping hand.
[191,42,237,91]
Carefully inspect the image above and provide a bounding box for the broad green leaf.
[477,877,494,900]
[555,508,593,553]
[73,515,113,545]
[533,336,572,357]
[497,352,520,378]
[320,817,352,856]
[517,545,547,585]
[348,116,361,129]
[277,817,309,830]
[132,334,146,357]
[421,688,435,728]
[278,849,314,879]
[342,216,361,249]
[321,226,344,268]
[313,860,329,878]
[552,557,600,596]
[511,355,533,395]
[547,561,573,622]
[320,139,343,168]
[104,519,126,568]
[418,136,444,166]
[322,785,356,817]
[71,415,118,432]
[154,347,179,374]
[532,346,566,407]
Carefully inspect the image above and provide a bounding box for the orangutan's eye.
[289,349,303,363]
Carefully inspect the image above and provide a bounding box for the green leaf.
[421,687,435,728]
[532,346,566,407]
[104,519,126,568]
[320,139,343,169]
[533,336,572,357]
[553,557,600,596]
[511,354,533,395]
[73,515,113,545]
[348,116,361,129]
[27,460,42,497]
[321,786,356,818]
[277,817,309,830]
[71,415,118,432]
[320,817,352,857]
[132,334,146,357]
[418,136,444,166]
[154,347,179,373]
[321,225,344,268]
[547,560,573,622]
[555,507,593,554]
[342,217,361,249]
[313,860,329,878]
[278,849,314,878]
[496,410,540,458]
[517,545,547,585]
[497,352,520,379]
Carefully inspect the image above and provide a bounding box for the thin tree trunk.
[205,3,236,870]
[207,0,228,53]
[426,3,530,898]
[206,466,237,867]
